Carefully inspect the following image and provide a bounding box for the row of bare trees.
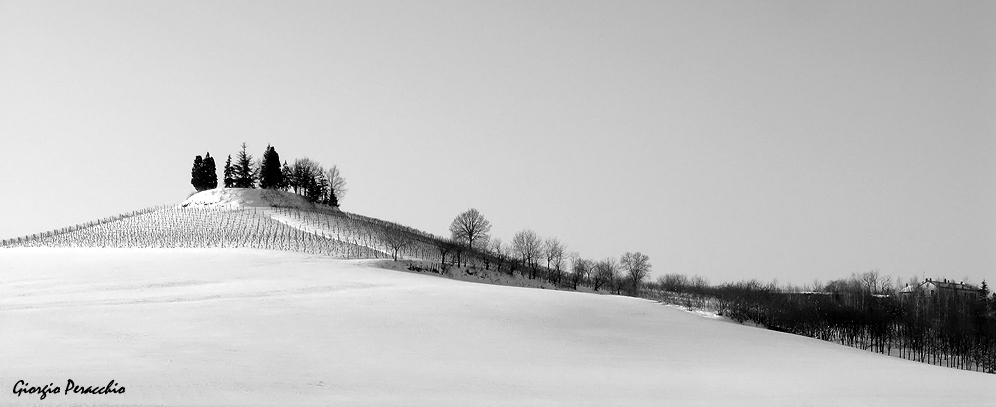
[439,208,652,295]
[644,272,996,374]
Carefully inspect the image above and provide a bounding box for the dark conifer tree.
[316,172,339,207]
[305,176,322,203]
[234,142,256,188]
[223,155,235,188]
[327,189,339,207]
[258,145,283,189]
[203,153,218,190]
[279,160,292,191]
[191,155,205,191]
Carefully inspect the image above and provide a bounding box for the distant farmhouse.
[900,278,986,300]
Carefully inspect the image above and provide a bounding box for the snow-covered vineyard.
[0,190,445,262]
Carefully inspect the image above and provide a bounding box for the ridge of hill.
[2,189,426,259]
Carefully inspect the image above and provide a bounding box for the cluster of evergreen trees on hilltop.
[190,153,218,191]
[190,143,346,207]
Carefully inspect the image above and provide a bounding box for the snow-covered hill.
[180,187,320,209]
[2,189,438,262]
[2,248,992,406]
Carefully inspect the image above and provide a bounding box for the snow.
[2,248,994,406]
[260,208,394,258]
[180,188,322,210]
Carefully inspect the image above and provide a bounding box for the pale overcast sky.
[1,1,993,286]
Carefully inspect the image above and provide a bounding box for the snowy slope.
[4,189,404,260]
[2,248,993,407]
[180,188,405,258]
[260,208,394,258]
[180,187,320,209]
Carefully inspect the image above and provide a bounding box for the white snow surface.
[260,208,394,258]
[2,248,994,407]
[180,188,319,210]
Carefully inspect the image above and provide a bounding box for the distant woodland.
[643,270,995,373]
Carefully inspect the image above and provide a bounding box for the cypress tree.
[223,155,235,188]
[203,153,218,190]
[191,155,205,191]
[259,145,283,189]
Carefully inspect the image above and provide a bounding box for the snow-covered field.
[2,248,993,406]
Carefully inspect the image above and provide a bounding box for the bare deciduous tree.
[592,257,618,292]
[381,229,412,261]
[490,238,511,274]
[570,255,591,290]
[512,229,543,279]
[326,165,347,203]
[621,251,651,296]
[689,275,710,294]
[449,208,492,251]
[658,273,688,292]
[854,269,894,295]
[544,237,566,284]
[434,239,457,271]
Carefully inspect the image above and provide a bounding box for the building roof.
[921,279,978,292]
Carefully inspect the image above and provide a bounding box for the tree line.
[436,208,995,374]
[644,270,996,374]
[408,208,655,296]
[190,143,347,207]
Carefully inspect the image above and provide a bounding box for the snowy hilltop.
[180,187,325,210]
